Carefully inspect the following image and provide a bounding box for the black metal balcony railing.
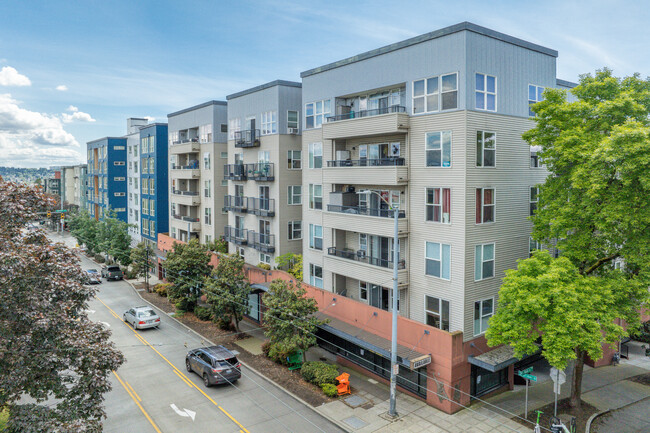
[224,226,248,245]
[248,232,275,253]
[173,137,199,145]
[327,204,405,218]
[234,129,260,148]
[245,163,274,181]
[171,160,200,170]
[327,157,405,168]
[223,195,249,213]
[224,164,247,180]
[249,198,275,217]
[172,214,200,223]
[326,105,406,122]
[327,247,406,270]
[172,190,199,196]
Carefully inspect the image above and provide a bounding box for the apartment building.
[86,137,128,222]
[139,123,169,247]
[301,22,575,397]
[60,164,87,209]
[223,80,303,266]
[126,118,148,244]
[167,101,228,243]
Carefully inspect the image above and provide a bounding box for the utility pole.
[145,245,150,292]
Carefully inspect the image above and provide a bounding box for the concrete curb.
[585,409,610,433]
[121,276,351,433]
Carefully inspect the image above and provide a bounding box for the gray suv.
[101,265,124,280]
[185,346,241,387]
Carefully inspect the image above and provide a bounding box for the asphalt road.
[66,240,345,433]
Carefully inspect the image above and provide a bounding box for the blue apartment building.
[139,123,169,245]
[86,137,128,222]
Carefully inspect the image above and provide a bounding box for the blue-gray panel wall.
[212,104,228,142]
[464,31,557,117]
[277,85,303,133]
[168,104,227,141]
[228,85,302,135]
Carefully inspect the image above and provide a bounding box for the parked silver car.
[123,306,160,330]
[84,269,102,284]
[186,346,241,387]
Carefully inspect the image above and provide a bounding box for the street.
[67,241,344,433]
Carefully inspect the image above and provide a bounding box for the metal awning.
[468,345,540,372]
[250,282,271,292]
[317,313,429,368]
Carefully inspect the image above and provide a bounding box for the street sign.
[550,367,566,385]
[521,373,537,382]
[518,367,533,375]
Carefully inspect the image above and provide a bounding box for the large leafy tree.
[70,211,100,253]
[0,181,124,432]
[203,254,250,332]
[97,211,132,266]
[130,241,154,291]
[163,239,212,312]
[489,69,650,407]
[275,253,303,280]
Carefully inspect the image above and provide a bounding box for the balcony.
[323,158,408,185]
[224,226,248,245]
[248,232,275,253]
[324,204,408,237]
[248,198,275,217]
[171,214,201,231]
[224,164,247,181]
[223,195,249,213]
[171,163,200,179]
[171,189,201,206]
[234,129,260,148]
[322,107,409,140]
[325,247,408,287]
[170,139,200,154]
[245,163,274,181]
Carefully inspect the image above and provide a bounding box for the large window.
[287,150,301,169]
[309,184,322,210]
[309,224,323,250]
[288,221,302,240]
[308,143,322,168]
[204,207,212,225]
[425,131,452,167]
[529,237,542,258]
[149,199,155,217]
[288,185,302,205]
[530,146,541,168]
[474,299,493,336]
[200,124,212,143]
[530,187,539,216]
[309,264,323,288]
[203,152,211,170]
[261,111,277,135]
[149,179,155,195]
[287,110,299,130]
[204,180,211,198]
[413,72,458,114]
[476,131,496,167]
[476,188,495,224]
[149,158,154,174]
[528,84,545,116]
[142,198,149,216]
[475,243,495,281]
[476,73,497,111]
[425,296,450,331]
[228,118,241,140]
[305,99,330,129]
[425,242,451,280]
[426,187,451,223]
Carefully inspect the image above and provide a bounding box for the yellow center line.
[113,370,161,433]
[125,380,142,402]
[173,369,194,388]
[97,297,251,433]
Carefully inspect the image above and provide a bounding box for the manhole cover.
[342,416,368,429]
[345,395,368,408]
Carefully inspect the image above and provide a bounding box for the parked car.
[185,346,241,387]
[122,306,161,330]
[101,265,124,280]
[84,269,102,284]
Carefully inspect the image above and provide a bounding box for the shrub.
[194,306,213,321]
[257,263,271,270]
[175,298,192,313]
[267,342,293,365]
[124,268,138,280]
[301,361,339,386]
[261,341,271,357]
[94,254,105,263]
[321,383,338,397]
[154,283,171,297]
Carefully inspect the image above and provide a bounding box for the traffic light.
[47,211,51,218]
[60,213,64,220]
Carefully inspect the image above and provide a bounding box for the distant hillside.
[0,167,54,184]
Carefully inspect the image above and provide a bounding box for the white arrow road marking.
[99,321,111,328]
[170,404,196,421]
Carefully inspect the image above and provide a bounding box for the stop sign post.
[550,367,566,417]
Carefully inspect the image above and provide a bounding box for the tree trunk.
[570,349,585,408]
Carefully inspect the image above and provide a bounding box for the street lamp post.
[358,190,400,418]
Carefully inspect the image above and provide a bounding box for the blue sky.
[0,0,648,167]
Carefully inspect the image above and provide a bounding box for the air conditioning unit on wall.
[288,127,299,134]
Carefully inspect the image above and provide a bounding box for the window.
[149,136,155,153]
[142,199,148,215]
[141,178,148,195]
[426,188,451,223]
[528,84,545,116]
[228,118,241,140]
[425,131,452,167]
[474,299,493,336]
[475,243,495,281]
[221,179,228,187]
[149,199,155,216]
[114,161,125,166]
[287,150,301,169]
[133,144,138,157]
[129,178,132,186]
[476,188,495,224]
[204,207,212,225]
[114,177,125,181]
[259,253,271,264]
[309,184,322,210]
[149,179,154,195]
[204,180,211,198]
[530,187,539,216]
[413,72,458,114]
[359,282,368,301]
[114,192,125,197]
[150,219,155,235]
[199,124,212,143]
[309,264,323,289]
[142,222,149,236]
[529,237,541,258]
[530,146,541,168]
[476,73,497,111]
[309,224,323,250]
[114,145,125,150]
[141,138,147,154]
[308,143,322,168]
[425,242,451,280]
[305,99,330,129]
[288,185,302,205]
[220,124,227,133]
[220,151,228,159]
[261,111,277,135]
[203,152,211,169]
[425,296,450,331]
[288,221,302,240]
[287,110,299,129]
[476,131,496,167]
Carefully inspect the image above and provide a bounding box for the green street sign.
[519,367,533,375]
[521,373,537,382]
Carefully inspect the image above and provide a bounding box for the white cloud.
[56,85,68,91]
[67,105,78,112]
[61,110,96,123]
[144,116,155,122]
[0,66,31,87]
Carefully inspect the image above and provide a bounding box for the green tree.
[206,236,228,254]
[70,211,100,253]
[130,241,154,291]
[490,69,650,408]
[96,211,132,266]
[263,279,324,357]
[163,239,212,312]
[0,181,124,432]
[203,254,250,332]
[275,253,303,280]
